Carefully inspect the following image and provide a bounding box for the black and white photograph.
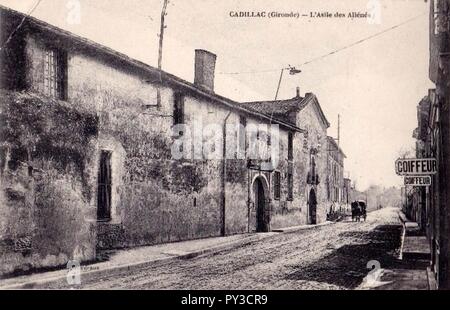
[0,0,446,299]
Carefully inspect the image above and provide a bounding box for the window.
[97,151,112,221]
[173,92,185,125]
[288,132,294,160]
[43,48,67,100]
[273,171,281,200]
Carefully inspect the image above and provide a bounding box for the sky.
[0,0,434,191]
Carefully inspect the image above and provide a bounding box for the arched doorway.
[253,177,268,232]
[309,188,317,225]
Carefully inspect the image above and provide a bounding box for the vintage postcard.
[0,0,445,300]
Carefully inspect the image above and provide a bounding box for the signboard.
[247,159,275,172]
[395,158,437,176]
[404,176,432,187]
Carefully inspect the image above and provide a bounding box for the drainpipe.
[221,111,232,236]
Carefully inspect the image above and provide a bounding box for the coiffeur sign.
[395,158,437,176]
[404,176,432,186]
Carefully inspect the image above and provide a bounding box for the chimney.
[194,49,217,92]
[296,87,301,98]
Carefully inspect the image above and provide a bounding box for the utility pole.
[158,0,169,72]
[156,0,169,107]
[274,66,301,100]
[274,69,285,100]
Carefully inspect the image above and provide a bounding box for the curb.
[399,217,406,260]
[1,221,333,289]
[426,267,437,290]
[0,233,275,289]
[398,211,408,224]
[272,221,334,233]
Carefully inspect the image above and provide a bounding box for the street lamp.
[274,65,302,100]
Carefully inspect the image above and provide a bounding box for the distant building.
[326,136,346,208]
[343,178,352,205]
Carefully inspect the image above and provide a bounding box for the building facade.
[0,6,342,276]
[408,0,450,289]
[239,90,333,226]
[326,136,346,211]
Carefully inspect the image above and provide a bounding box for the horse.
[351,201,361,222]
[359,201,367,222]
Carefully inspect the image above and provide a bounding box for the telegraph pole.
[156,0,169,107]
[158,0,169,71]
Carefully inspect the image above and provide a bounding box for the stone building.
[407,95,432,232]
[239,89,331,225]
[419,0,450,289]
[0,5,338,276]
[410,88,441,287]
[326,136,346,211]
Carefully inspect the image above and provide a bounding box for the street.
[44,207,402,290]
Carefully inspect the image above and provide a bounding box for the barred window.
[43,48,66,100]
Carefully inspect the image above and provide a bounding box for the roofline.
[327,136,347,158]
[0,5,305,133]
[162,72,306,132]
[300,93,331,128]
[241,96,303,107]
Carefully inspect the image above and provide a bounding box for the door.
[309,188,317,225]
[97,151,112,221]
[255,178,266,232]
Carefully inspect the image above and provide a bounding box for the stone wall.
[0,90,97,276]
[296,101,330,224]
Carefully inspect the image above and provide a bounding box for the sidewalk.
[358,210,433,290]
[0,221,333,289]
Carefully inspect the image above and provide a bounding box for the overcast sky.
[0,0,433,191]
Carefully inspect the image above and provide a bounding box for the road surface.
[47,207,403,290]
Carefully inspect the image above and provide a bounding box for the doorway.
[254,178,267,232]
[97,151,112,221]
[309,188,317,225]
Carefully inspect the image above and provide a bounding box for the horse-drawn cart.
[351,200,367,222]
